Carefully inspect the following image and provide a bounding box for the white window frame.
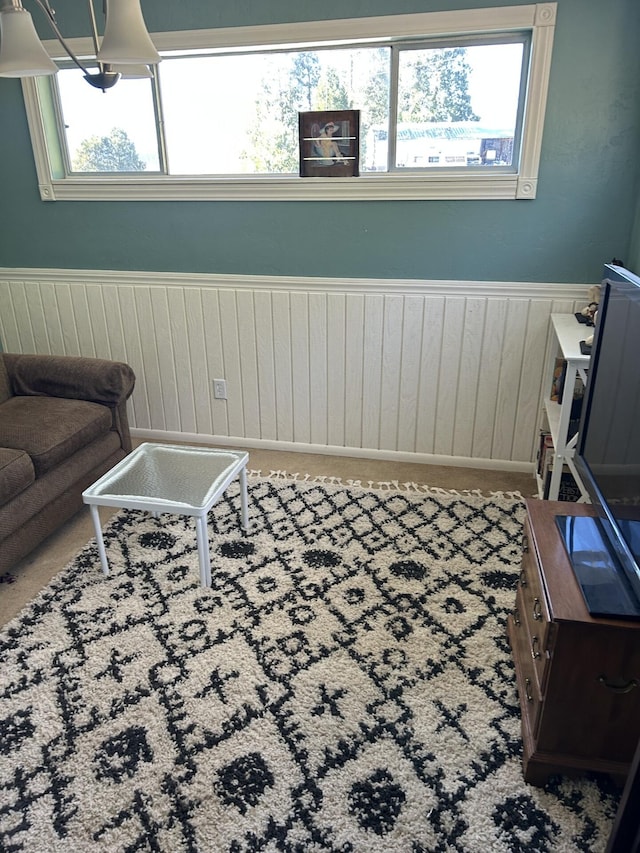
[22,3,557,202]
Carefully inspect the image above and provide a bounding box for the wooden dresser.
[507,499,640,786]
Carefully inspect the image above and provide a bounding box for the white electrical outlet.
[213,379,227,399]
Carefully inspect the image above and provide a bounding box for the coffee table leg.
[196,514,212,587]
[89,504,110,575]
[239,466,249,530]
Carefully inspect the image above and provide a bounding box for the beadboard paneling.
[0,269,589,468]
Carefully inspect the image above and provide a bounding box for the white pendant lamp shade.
[0,7,58,77]
[112,63,152,79]
[97,0,160,65]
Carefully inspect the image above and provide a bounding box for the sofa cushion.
[0,357,12,405]
[0,447,35,504]
[0,396,112,477]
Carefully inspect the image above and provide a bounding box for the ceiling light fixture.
[0,0,160,91]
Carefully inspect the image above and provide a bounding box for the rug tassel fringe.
[246,469,523,499]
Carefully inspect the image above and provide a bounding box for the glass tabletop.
[83,443,248,510]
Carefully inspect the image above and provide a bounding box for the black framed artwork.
[299,110,360,177]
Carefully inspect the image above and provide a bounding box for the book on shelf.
[544,468,582,501]
[537,431,553,478]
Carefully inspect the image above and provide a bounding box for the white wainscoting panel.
[0,269,589,469]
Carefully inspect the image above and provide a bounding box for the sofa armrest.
[3,354,135,405]
[3,353,135,453]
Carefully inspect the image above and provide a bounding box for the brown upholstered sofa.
[0,353,135,574]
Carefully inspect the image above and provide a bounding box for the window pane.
[57,68,160,173]
[160,47,389,175]
[393,42,524,170]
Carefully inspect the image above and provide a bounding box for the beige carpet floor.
[0,442,535,628]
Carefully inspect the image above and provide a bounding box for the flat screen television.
[555,263,640,619]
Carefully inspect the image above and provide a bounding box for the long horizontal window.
[23,4,557,201]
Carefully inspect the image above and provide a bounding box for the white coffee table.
[82,443,249,587]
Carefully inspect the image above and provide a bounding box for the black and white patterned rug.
[0,475,621,852]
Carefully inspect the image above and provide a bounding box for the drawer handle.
[525,677,533,702]
[513,607,521,627]
[597,675,639,694]
[531,636,541,660]
[519,569,527,587]
[532,598,542,621]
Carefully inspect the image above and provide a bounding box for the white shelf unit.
[538,314,591,501]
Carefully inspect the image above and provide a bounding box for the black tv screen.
[558,264,640,618]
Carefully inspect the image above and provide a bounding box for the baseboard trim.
[130,428,535,474]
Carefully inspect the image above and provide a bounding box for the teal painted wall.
[0,0,639,283]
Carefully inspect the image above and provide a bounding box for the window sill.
[38,173,536,202]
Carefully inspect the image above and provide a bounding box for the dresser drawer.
[513,584,552,697]
[517,524,552,665]
[507,611,543,737]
